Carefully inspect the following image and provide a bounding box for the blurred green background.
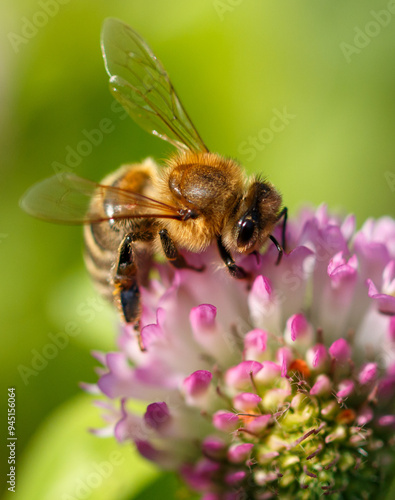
[1,1,395,498]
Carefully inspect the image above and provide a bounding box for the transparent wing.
[20,173,183,225]
[101,18,208,153]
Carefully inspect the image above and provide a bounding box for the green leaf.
[47,268,117,352]
[133,472,200,500]
[384,474,395,500]
[1,394,158,500]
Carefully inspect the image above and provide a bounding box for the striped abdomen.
[83,160,159,305]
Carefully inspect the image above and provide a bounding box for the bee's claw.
[269,234,284,266]
[133,321,147,352]
[137,333,147,352]
[193,264,205,273]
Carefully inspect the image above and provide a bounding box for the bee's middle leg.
[217,237,249,279]
[159,229,204,271]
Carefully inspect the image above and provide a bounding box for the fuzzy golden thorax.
[157,152,245,252]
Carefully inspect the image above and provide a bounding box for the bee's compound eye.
[237,218,256,247]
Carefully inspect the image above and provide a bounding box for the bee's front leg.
[159,229,204,271]
[113,233,145,351]
[270,206,288,266]
[278,206,288,251]
[217,237,249,279]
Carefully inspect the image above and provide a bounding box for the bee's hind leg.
[159,229,204,272]
[113,233,145,351]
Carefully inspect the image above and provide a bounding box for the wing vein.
[101,18,208,153]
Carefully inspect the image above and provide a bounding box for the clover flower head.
[88,206,395,499]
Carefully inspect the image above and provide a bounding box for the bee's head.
[222,180,282,254]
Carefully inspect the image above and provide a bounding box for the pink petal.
[225,470,246,485]
[98,353,134,398]
[378,373,395,400]
[389,317,395,342]
[336,379,354,399]
[225,361,263,390]
[244,329,268,359]
[144,402,171,431]
[248,276,280,330]
[251,275,272,298]
[135,440,173,468]
[212,410,240,432]
[310,374,332,396]
[358,363,377,385]
[202,436,227,460]
[327,252,358,287]
[80,382,100,394]
[245,414,271,434]
[190,304,217,331]
[286,313,311,342]
[276,347,293,377]
[227,443,254,463]
[329,338,351,362]
[189,304,234,364]
[367,279,395,315]
[254,361,282,385]
[356,405,374,426]
[383,261,395,292]
[183,370,212,397]
[341,214,356,241]
[233,392,262,412]
[378,415,395,427]
[306,343,328,370]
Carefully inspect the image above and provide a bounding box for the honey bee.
[21,18,287,349]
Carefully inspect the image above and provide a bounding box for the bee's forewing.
[101,18,208,153]
[20,173,182,224]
